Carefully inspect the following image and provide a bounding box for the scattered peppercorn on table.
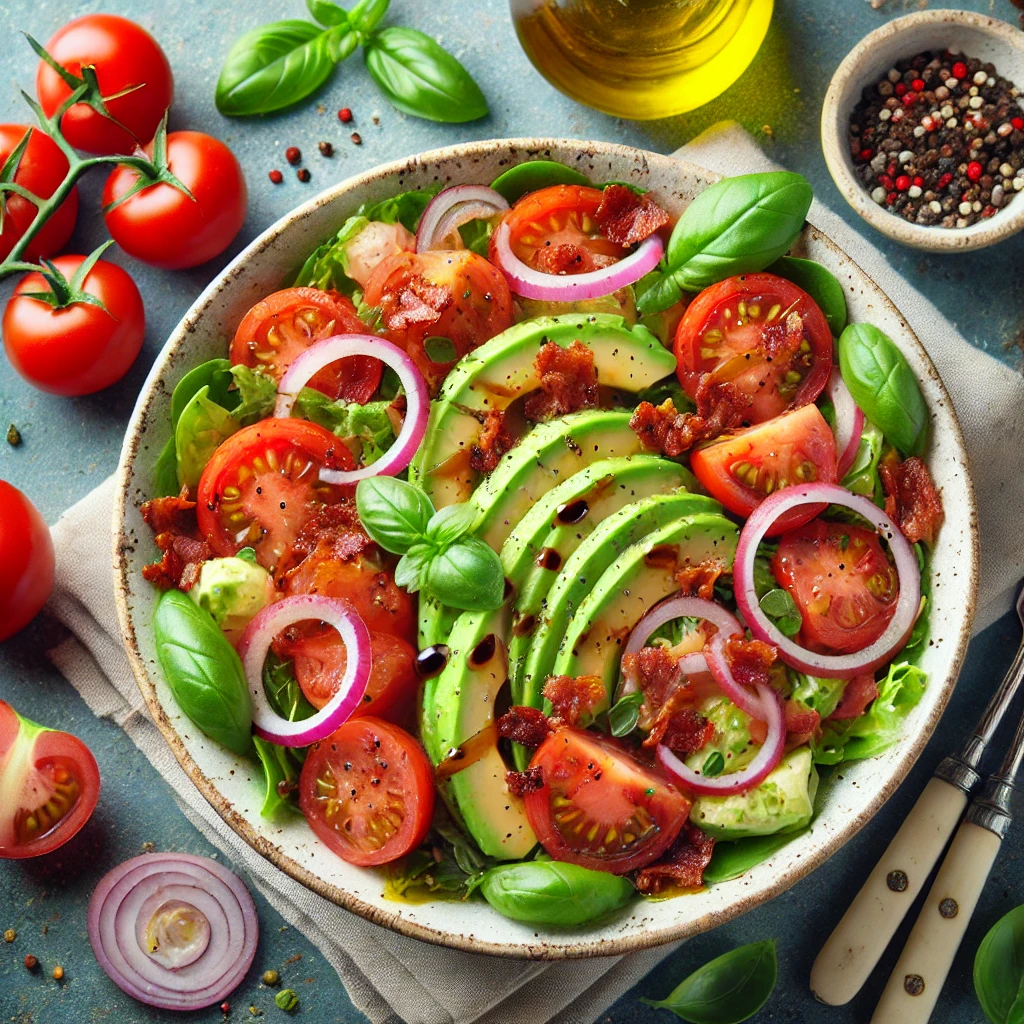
[1,1,1023,1022]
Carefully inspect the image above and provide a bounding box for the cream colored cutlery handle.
[870,820,1001,1024]
[810,777,969,1005]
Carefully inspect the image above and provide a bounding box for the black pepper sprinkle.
[847,49,1024,227]
[351,132,362,145]
[887,869,909,892]
[297,168,311,183]
[318,141,334,158]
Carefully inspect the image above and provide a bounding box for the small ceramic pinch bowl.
[822,9,1024,252]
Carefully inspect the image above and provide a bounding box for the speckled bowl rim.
[113,137,979,959]
[821,9,1024,252]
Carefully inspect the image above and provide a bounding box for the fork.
[810,584,1024,1006]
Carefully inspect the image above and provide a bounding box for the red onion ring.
[274,334,428,484]
[827,368,865,478]
[704,631,769,721]
[238,594,371,747]
[734,483,920,678]
[657,682,784,795]
[87,853,257,1011]
[491,220,664,301]
[416,185,509,251]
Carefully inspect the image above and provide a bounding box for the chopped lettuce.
[685,695,756,775]
[841,419,885,501]
[294,390,396,465]
[230,365,278,424]
[790,672,846,721]
[174,386,240,490]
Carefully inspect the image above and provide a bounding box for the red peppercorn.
[911,78,925,92]
[887,162,897,177]
[1012,117,1024,131]
[895,175,911,191]
[220,1002,230,1015]
[952,62,968,80]
[982,205,997,218]
[350,132,362,145]
[878,175,894,190]
[913,176,924,188]
[338,107,353,123]
[268,169,283,184]
[937,172,954,190]
[902,93,916,107]
[285,146,301,166]
[895,82,907,96]
[858,148,873,162]
[297,168,311,182]
[966,161,983,182]
[886,192,897,206]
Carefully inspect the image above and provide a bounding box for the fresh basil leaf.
[975,905,1024,1024]
[350,0,390,32]
[364,26,487,123]
[608,691,644,738]
[457,216,496,256]
[395,542,433,592]
[306,0,348,27]
[425,537,504,611]
[253,737,303,818]
[424,336,458,363]
[703,830,807,885]
[216,20,346,117]
[228,365,279,424]
[489,160,591,204]
[426,502,477,546]
[702,751,726,778]
[355,476,434,554]
[171,358,238,426]
[264,652,317,724]
[635,266,685,316]
[770,255,848,336]
[838,323,928,457]
[642,939,777,1024]
[153,435,180,498]
[175,386,240,490]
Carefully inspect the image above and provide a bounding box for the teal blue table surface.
[2,1,1023,1021]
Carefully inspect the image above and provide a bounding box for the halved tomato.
[772,518,899,654]
[689,404,838,535]
[674,274,832,425]
[229,288,382,403]
[364,249,513,394]
[0,701,100,859]
[524,727,690,874]
[299,717,434,867]
[196,419,354,571]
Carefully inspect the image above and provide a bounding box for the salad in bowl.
[116,140,975,955]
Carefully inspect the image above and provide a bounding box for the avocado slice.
[518,494,727,722]
[417,594,459,650]
[471,410,646,553]
[411,314,676,507]
[689,747,819,840]
[551,512,739,707]
[420,605,537,860]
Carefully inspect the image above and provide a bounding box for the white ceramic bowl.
[113,138,978,958]
[821,9,1024,252]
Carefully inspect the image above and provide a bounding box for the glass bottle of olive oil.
[510,0,774,119]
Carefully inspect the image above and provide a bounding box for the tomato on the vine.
[0,125,79,263]
[0,482,54,643]
[36,14,173,155]
[102,131,247,270]
[3,254,145,396]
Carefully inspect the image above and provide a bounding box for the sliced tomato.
[674,274,832,424]
[524,726,690,874]
[771,518,899,654]
[0,701,100,859]
[299,717,434,867]
[364,249,513,394]
[196,419,354,571]
[229,288,382,403]
[274,628,418,723]
[689,404,838,535]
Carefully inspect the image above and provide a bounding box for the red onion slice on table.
[491,220,663,301]
[87,853,257,1011]
[239,594,370,747]
[416,185,509,251]
[734,483,920,678]
[657,682,785,795]
[827,368,865,478]
[274,334,428,484]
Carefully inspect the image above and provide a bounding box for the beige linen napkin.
[45,125,1024,1024]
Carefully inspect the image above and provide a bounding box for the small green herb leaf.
[425,537,504,611]
[425,502,477,546]
[153,435,180,498]
[489,160,591,204]
[395,543,433,592]
[350,0,390,33]
[363,26,487,123]
[758,588,802,637]
[424,335,458,362]
[703,831,807,885]
[607,691,644,738]
[642,939,777,1024]
[975,905,1024,1024]
[770,255,848,336]
[701,751,726,778]
[306,0,348,27]
[174,386,240,490]
[355,476,434,554]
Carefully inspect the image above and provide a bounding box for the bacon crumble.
[629,379,749,457]
[524,340,599,422]
[675,557,729,601]
[470,409,515,473]
[634,821,715,894]
[505,765,544,797]
[141,490,213,591]
[879,451,944,546]
[594,185,670,247]
[496,705,552,748]
[380,277,452,332]
[542,673,606,727]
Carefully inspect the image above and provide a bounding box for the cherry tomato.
[0,125,78,262]
[36,14,173,154]
[363,250,513,394]
[102,131,247,270]
[674,274,833,425]
[0,482,54,642]
[274,628,418,723]
[0,700,100,858]
[524,726,690,874]
[299,716,433,867]
[230,288,382,403]
[689,404,838,535]
[772,518,899,654]
[196,419,354,571]
[491,184,622,273]
[3,255,144,396]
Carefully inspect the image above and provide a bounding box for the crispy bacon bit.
[622,646,712,753]
[141,491,213,591]
[751,697,820,747]
[634,821,714,894]
[594,184,670,247]
[760,309,805,361]
[380,276,452,332]
[542,674,606,726]
[470,409,515,473]
[506,765,544,797]
[497,705,552,748]
[723,637,778,690]
[533,243,603,276]
[629,380,749,458]
[621,646,694,714]
[829,672,879,721]
[273,501,369,581]
[523,340,599,422]
[675,557,728,601]
[879,451,944,546]
[643,691,714,754]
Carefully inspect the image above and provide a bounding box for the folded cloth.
[45,124,1024,1024]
